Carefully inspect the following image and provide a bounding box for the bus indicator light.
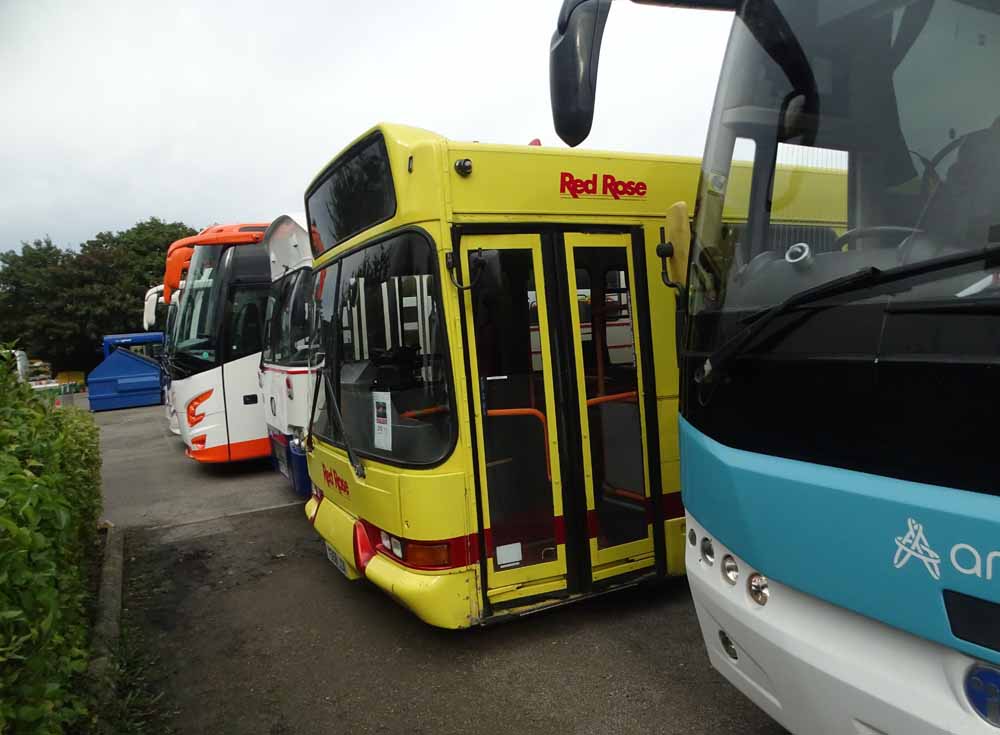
[404,542,450,568]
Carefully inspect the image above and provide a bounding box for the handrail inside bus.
[486,408,551,480]
[586,390,637,407]
[399,405,450,419]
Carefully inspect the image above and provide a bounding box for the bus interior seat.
[340,360,446,461]
[922,119,1000,248]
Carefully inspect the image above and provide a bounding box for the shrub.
[0,351,102,733]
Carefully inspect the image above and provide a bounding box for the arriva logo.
[559,171,647,200]
[322,464,350,497]
[893,517,1000,581]
[893,518,941,579]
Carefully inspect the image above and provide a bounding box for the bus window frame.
[310,224,459,470]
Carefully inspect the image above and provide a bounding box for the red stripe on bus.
[331,495,684,572]
[260,366,312,375]
[187,436,270,463]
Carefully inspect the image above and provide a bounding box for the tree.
[0,218,197,373]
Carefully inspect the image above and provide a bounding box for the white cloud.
[0,0,730,249]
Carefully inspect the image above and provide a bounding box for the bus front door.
[462,234,569,607]
[563,233,654,583]
[460,231,655,611]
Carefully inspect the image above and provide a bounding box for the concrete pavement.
[102,404,786,735]
[95,404,293,528]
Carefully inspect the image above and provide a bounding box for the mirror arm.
[445,250,484,291]
[656,231,683,292]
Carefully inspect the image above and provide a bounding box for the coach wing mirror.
[656,201,691,291]
[550,0,611,147]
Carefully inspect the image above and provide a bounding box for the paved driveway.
[104,404,785,735]
[96,404,294,528]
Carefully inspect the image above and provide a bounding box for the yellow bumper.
[305,497,481,629]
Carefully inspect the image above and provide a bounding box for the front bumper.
[685,512,995,735]
[305,496,480,629]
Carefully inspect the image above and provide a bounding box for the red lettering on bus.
[322,464,350,496]
[560,171,647,200]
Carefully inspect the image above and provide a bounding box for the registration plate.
[275,451,290,479]
[271,439,290,478]
[325,543,349,577]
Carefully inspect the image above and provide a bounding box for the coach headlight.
[722,555,739,585]
[748,573,770,606]
[700,537,715,566]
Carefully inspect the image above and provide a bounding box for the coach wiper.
[696,243,1000,386]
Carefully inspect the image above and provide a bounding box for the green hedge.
[0,352,102,733]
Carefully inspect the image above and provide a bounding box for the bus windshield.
[689,0,1000,343]
[263,269,313,367]
[174,246,223,369]
[311,231,454,466]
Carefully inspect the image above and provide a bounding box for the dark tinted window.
[306,133,396,255]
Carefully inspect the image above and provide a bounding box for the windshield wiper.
[697,244,1000,385]
[305,356,365,479]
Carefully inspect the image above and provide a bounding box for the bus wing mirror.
[550,0,612,147]
[656,201,691,290]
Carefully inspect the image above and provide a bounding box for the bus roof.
[162,223,270,303]
[307,123,846,263]
[305,123,704,260]
[169,223,271,250]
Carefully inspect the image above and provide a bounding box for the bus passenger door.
[460,234,569,606]
[564,233,655,582]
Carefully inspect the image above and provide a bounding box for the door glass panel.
[471,249,557,572]
[574,248,647,549]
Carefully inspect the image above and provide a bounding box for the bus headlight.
[700,537,715,566]
[722,555,739,585]
[748,573,770,606]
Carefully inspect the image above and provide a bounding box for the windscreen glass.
[305,133,396,255]
[689,0,1000,344]
[263,270,313,367]
[311,231,454,465]
[173,245,224,369]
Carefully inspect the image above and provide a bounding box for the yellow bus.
[302,123,845,628]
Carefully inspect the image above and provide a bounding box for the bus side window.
[316,232,453,464]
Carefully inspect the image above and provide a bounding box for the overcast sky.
[0,1,732,251]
